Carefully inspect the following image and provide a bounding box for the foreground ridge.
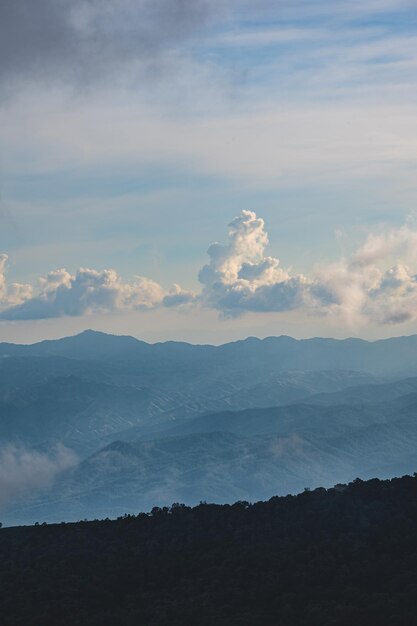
[2,473,417,625]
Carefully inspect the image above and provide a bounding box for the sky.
[1,0,417,344]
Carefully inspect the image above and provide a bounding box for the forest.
[2,473,417,625]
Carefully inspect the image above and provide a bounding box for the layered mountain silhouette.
[2,329,417,525]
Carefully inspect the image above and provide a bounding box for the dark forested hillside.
[2,473,417,626]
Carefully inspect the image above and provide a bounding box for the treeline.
[2,475,417,625]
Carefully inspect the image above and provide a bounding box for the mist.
[0,444,78,506]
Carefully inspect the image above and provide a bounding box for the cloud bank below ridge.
[0,444,77,506]
[2,210,417,327]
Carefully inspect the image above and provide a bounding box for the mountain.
[307,375,417,405]
[3,329,417,525]
[159,402,386,439]
[7,389,417,525]
[3,431,347,524]
[3,329,417,380]
[0,375,192,451]
[0,329,148,360]
[3,474,417,626]
[206,369,381,409]
[0,336,382,450]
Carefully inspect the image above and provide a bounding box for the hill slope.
[2,473,417,625]
[3,329,417,526]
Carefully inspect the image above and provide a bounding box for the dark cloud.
[0,0,219,93]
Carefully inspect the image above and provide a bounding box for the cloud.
[163,284,197,308]
[0,444,77,506]
[309,225,417,325]
[2,210,417,327]
[2,1,417,199]
[0,254,33,308]
[0,265,194,321]
[0,0,218,95]
[3,0,414,99]
[0,255,7,300]
[351,226,417,268]
[198,210,309,316]
[199,210,417,326]
[364,264,417,325]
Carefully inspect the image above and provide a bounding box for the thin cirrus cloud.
[2,0,415,99]
[2,0,417,209]
[2,211,417,327]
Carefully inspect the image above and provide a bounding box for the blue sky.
[1,0,417,343]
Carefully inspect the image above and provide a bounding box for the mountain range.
[2,329,417,525]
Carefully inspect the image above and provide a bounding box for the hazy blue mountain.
[3,431,354,525]
[7,394,417,526]
[156,403,388,440]
[0,355,115,397]
[217,370,381,409]
[6,389,417,525]
[307,376,417,406]
[3,329,417,525]
[0,343,381,450]
[0,373,197,452]
[0,330,149,360]
[2,329,417,380]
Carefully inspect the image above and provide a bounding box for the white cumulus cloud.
[308,231,417,326]
[198,210,309,316]
[199,210,417,327]
[0,264,194,321]
[2,210,417,327]
[0,254,33,309]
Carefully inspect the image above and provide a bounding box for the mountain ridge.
[2,329,417,378]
